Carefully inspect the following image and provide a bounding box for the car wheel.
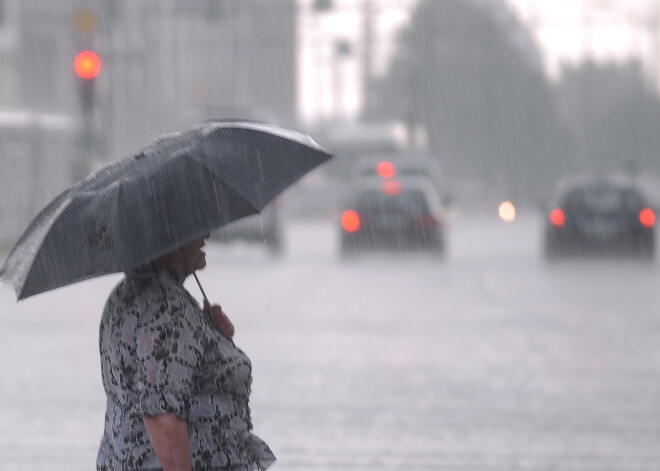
[340,238,359,259]
[430,234,445,258]
[636,238,655,262]
[543,237,561,263]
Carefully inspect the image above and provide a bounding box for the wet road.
[1,213,659,470]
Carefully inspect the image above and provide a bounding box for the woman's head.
[156,233,210,276]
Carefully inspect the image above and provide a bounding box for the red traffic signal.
[74,50,102,79]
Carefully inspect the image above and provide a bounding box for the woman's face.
[160,234,210,276]
[178,234,209,275]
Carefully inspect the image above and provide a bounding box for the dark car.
[543,175,656,261]
[210,201,283,256]
[339,177,447,257]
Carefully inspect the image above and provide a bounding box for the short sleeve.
[135,296,203,420]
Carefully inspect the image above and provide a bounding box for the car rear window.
[398,168,431,178]
[564,187,642,214]
[354,189,430,215]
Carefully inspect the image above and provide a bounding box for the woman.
[96,234,275,470]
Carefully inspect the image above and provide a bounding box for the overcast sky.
[297,0,660,122]
[508,0,660,77]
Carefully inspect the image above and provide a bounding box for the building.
[0,0,20,108]
[0,0,298,242]
[106,0,298,157]
[4,0,297,158]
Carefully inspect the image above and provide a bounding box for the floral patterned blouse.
[96,262,275,471]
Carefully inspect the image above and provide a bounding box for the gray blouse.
[96,262,275,470]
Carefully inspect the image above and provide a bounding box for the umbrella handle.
[193,272,211,308]
[194,272,235,346]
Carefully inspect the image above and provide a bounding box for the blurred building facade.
[0,0,20,108]
[108,0,298,153]
[1,0,297,160]
[0,0,297,242]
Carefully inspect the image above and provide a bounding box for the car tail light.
[417,215,439,228]
[376,161,396,179]
[381,180,401,195]
[549,208,566,227]
[341,210,360,232]
[639,207,656,227]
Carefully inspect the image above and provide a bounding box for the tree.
[365,0,574,201]
[555,60,660,175]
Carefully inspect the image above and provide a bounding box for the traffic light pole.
[74,50,102,181]
[77,101,96,180]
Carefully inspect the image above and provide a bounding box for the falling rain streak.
[1,0,660,469]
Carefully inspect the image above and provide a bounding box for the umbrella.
[0,120,333,300]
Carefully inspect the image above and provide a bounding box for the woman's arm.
[143,414,192,471]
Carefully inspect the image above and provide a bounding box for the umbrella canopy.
[0,120,333,300]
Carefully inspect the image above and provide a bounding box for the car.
[339,177,447,257]
[542,175,656,261]
[209,201,284,256]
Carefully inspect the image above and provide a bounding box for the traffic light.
[74,50,101,113]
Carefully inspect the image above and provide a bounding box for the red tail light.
[376,161,396,179]
[550,208,566,227]
[417,215,439,228]
[381,180,401,195]
[639,207,656,227]
[341,210,360,232]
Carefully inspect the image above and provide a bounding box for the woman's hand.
[203,301,235,339]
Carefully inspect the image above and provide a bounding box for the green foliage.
[365,0,575,200]
[556,60,660,175]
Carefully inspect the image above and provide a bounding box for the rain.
[1,0,660,469]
